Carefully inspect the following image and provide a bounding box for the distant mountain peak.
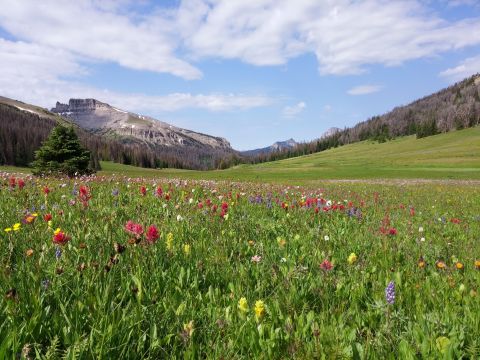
[51,98,232,150]
[242,138,298,156]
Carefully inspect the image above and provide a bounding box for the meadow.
[1,172,479,359]
[98,126,480,182]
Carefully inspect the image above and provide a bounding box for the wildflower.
[124,220,143,238]
[79,185,91,206]
[9,177,16,188]
[176,214,183,221]
[156,187,163,197]
[385,281,395,304]
[347,253,357,265]
[388,228,397,236]
[436,336,451,354]
[248,240,255,246]
[55,247,62,259]
[112,188,119,196]
[254,300,265,321]
[436,261,447,270]
[455,262,464,271]
[43,186,50,195]
[166,232,174,251]
[475,260,480,270]
[238,297,249,314]
[320,259,333,271]
[418,256,426,268]
[13,223,21,231]
[17,179,25,190]
[324,235,330,241]
[4,227,12,233]
[251,255,262,263]
[145,225,159,243]
[183,244,191,256]
[43,213,52,222]
[25,249,34,257]
[181,320,194,341]
[23,213,37,224]
[53,230,70,245]
[418,226,424,232]
[140,186,147,196]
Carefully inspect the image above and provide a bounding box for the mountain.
[249,74,480,164]
[242,138,297,156]
[320,127,341,139]
[51,99,231,150]
[0,96,238,170]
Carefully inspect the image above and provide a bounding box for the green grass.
[3,126,480,182]
[1,176,479,358]
[98,127,480,182]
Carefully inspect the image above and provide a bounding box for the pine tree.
[32,125,93,176]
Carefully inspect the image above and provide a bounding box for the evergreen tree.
[32,125,93,176]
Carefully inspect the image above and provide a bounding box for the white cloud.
[347,84,382,95]
[282,101,306,118]
[1,0,480,80]
[0,0,201,80]
[439,55,480,81]
[181,0,480,75]
[0,38,271,113]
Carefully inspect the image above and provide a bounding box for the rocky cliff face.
[51,99,232,150]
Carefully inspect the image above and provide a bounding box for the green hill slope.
[94,126,480,182]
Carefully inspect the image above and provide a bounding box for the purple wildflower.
[385,281,395,304]
[55,247,62,259]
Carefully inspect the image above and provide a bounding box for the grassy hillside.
[3,126,480,182]
[97,126,480,182]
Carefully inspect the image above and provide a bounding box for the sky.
[1,1,480,150]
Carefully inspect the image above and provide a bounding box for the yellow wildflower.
[238,297,249,314]
[183,320,194,337]
[183,244,191,256]
[347,253,357,265]
[475,260,480,270]
[254,300,265,321]
[4,228,12,233]
[54,228,61,235]
[166,232,173,251]
[13,223,21,231]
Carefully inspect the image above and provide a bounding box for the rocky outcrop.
[51,99,232,150]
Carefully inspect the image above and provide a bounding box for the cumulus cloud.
[0,0,202,80]
[1,0,480,79]
[439,55,480,81]
[0,39,271,113]
[347,84,382,95]
[282,101,306,118]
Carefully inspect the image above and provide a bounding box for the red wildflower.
[17,179,25,189]
[9,177,16,188]
[44,213,52,222]
[198,202,204,209]
[450,218,461,224]
[145,225,159,243]
[320,259,333,271]
[140,186,147,196]
[388,228,398,236]
[410,207,415,216]
[53,231,71,245]
[124,220,144,237]
[79,185,91,202]
[165,193,170,201]
[43,187,50,195]
[221,202,228,211]
[156,187,163,197]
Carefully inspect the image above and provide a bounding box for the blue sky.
[1,1,480,150]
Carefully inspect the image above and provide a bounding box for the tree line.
[0,104,238,170]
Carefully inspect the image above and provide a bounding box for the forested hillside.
[250,74,480,163]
